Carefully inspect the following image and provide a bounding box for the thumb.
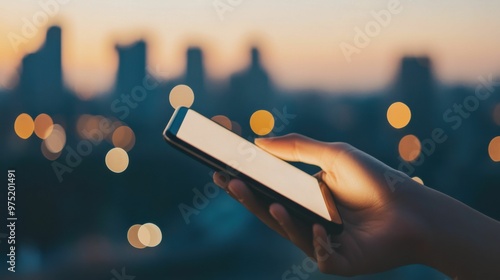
[254,133,343,171]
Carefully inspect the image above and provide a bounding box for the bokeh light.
[127,224,146,249]
[112,126,136,151]
[105,147,129,173]
[138,223,162,248]
[109,120,123,141]
[76,114,91,138]
[137,225,151,247]
[250,110,275,136]
[412,176,424,185]
[493,103,500,126]
[14,113,34,139]
[169,84,194,109]
[41,141,61,161]
[488,136,500,162]
[398,134,421,162]
[44,124,66,153]
[76,114,110,142]
[231,121,242,136]
[211,115,232,130]
[34,113,54,139]
[387,102,411,129]
[127,223,162,249]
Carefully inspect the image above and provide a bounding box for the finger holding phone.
[165,107,500,279]
[215,134,428,276]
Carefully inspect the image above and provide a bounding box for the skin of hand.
[212,133,500,279]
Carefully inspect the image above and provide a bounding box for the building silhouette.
[226,47,273,128]
[115,40,147,96]
[229,47,271,102]
[1,25,500,280]
[392,56,436,137]
[185,47,206,95]
[17,26,72,116]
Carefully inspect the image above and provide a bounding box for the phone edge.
[163,107,343,234]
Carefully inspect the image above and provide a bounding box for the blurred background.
[1,0,500,279]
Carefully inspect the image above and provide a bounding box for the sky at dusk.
[1,0,500,97]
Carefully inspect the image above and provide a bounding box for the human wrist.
[394,180,437,268]
[399,181,492,278]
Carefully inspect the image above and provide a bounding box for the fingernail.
[218,173,227,183]
[270,209,283,225]
[227,184,243,202]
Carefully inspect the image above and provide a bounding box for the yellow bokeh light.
[34,113,54,139]
[488,136,500,162]
[412,176,424,185]
[138,223,162,248]
[112,126,136,151]
[493,104,500,126]
[387,102,411,129]
[169,84,195,109]
[145,223,162,247]
[211,115,232,130]
[137,225,151,247]
[105,147,129,173]
[14,113,34,139]
[41,141,61,161]
[44,124,66,153]
[399,134,421,162]
[250,110,275,136]
[127,224,146,249]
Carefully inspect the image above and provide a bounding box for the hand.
[213,133,427,276]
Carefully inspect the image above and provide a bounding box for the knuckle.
[330,141,353,151]
[285,133,302,140]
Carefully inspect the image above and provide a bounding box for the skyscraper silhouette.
[17,26,66,115]
[227,47,273,115]
[393,56,436,136]
[185,47,205,95]
[231,47,271,99]
[115,40,147,96]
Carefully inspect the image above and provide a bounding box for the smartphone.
[163,107,343,234]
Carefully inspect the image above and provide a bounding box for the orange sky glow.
[0,0,499,98]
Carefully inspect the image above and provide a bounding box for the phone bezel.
[163,107,343,234]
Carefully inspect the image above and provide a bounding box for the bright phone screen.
[175,109,332,221]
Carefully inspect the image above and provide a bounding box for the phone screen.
[171,108,334,222]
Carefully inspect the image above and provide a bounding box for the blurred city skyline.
[1,0,500,97]
[1,3,500,278]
